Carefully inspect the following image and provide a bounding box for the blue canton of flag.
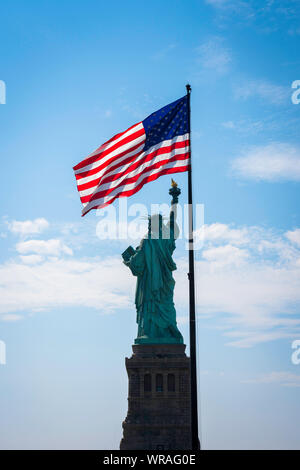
[143,96,189,151]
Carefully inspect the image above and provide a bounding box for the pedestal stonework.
[120,343,192,450]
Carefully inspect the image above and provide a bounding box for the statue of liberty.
[122,180,183,344]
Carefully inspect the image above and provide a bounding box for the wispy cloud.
[202,244,249,267]
[205,0,300,34]
[0,256,131,317]
[231,143,300,181]
[205,0,229,7]
[234,79,289,105]
[205,0,247,11]
[117,88,159,120]
[19,255,44,265]
[1,313,22,322]
[243,371,300,387]
[151,44,176,61]
[175,223,300,347]
[1,222,300,350]
[222,120,236,129]
[196,222,249,244]
[16,239,73,257]
[104,109,112,118]
[288,27,300,36]
[285,228,300,247]
[7,218,49,236]
[195,37,232,75]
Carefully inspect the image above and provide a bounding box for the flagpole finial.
[186,84,191,94]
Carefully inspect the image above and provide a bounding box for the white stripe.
[101,133,189,183]
[82,158,189,213]
[82,122,143,160]
[79,140,189,198]
[82,157,189,215]
[77,132,188,186]
[77,142,145,187]
[78,133,189,192]
[75,123,144,175]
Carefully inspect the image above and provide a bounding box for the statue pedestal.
[120,343,192,450]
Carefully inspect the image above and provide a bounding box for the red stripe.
[80,152,190,204]
[80,152,189,204]
[82,165,190,216]
[77,138,189,192]
[100,139,189,186]
[76,143,144,190]
[74,126,144,172]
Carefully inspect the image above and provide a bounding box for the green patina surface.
[122,182,183,345]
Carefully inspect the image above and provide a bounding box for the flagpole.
[186,84,200,451]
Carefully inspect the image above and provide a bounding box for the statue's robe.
[125,236,183,343]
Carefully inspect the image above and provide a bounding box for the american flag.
[73,95,190,216]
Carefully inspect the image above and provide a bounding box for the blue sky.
[0,0,300,449]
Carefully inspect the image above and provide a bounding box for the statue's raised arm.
[167,178,181,240]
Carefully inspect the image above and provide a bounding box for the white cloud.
[231,143,300,181]
[222,120,236,129]
[196,223,248,245]
[257,238,299,264]
[7,218,49,236]
[285,229,300,247]
[174,256,300,347]
[2,222,300,350]
[1,313,22,322]
[0,257,132,318]
[196,37,232,74]
[202,244,248,267]
[16,239,73,256]
[19,255,43,265]
[223,329,300,348]
[234,79,289,105]
[174,223,300,347]
[243,371,300,387]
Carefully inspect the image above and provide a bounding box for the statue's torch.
[169,178,181,205]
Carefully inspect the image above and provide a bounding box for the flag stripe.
[77,134,189,197]
[96,139,189,189]
[73,122,144,172]
[74,127,145,176]
[75,141,145,187]
[84,152,189,204]
[81,155,189,206]
[78,139,189,200]
[82,160,190,216]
